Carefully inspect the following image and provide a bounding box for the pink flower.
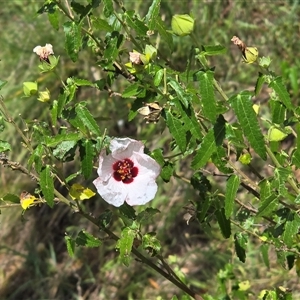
[93,138,161,207]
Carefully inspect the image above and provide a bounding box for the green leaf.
[97,209,112,228]
[76,230,102,247]
[283,213,300,248]
[57,90,68,118]
[216,208,231,238]
[270,100,286,124]
[260,244,270,268]
[234,233,247,263]
[165,110,186,152]
[45,133,80,147]
[0,140,11,152]
[103,32,122,66]
[201,44,226,56]
[0,80,8,90]
[63,21,82,62]
[122,82,144,98]
[191,129,217,169]
[91,16,114,32]
[257,194,278,217]
[137,208,160,224]
[1,193,20,203]
[51,100,58,127]
[28,144,44,172]
[196,70,216,122]
[292,150,300,168]
[53,140,77,161]
[161,161,174,182]
[255,72,266,96]
[142,232,161,254]
[116,224,138,266]
[103,0,113,17]
[65,235,75,257]
[72,78,95,87]
[168,80,191,108]
[154,18,173,51]
[75,103,101,136]
[269,77,293,110]
[79,139,94,179]
[40,165,55,208]
[145,0,161,30]
[48,7,59,30]
[225,175,240,219]
[124,11,148,36]
[229,91,266,160]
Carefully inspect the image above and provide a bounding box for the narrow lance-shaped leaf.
[225,175,240,219]
[154,18,173,51]
[165,110,186,152]
[197,70,216,122]
[216,207,231,238]
[191,129,217,169]
[168,80,191,108]
[75,103,101,136]
[80,139,94,179]
[40,165,54,208]
[76,230,102,247]
[65,235,75,257]
[269,76,293,110]
[229,91,267,160]
[234,233,247,263]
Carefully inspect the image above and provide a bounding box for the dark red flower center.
[112,158,138,184]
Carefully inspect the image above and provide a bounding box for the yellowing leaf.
[20,191,37,210]
[268,126,288,142]
[69,183,96,200]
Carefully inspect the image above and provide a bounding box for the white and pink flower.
[33,44,54,61]
[93,138,161,207]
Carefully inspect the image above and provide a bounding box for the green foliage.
[1,1,300,299]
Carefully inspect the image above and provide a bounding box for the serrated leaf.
[75,103,101,136]
[79,139,94,179]
[28,144,43,172]
[40,165,54,208]
[91,16,114,32]
[65,235,75,257]
[234,233,247,263]
[69,183,95,201]
[216,208,231,238]
[283,213,300,248]
[269,77,293,110]
[76,230,102,247]
[57,90,68,118]
[257,194,278,217]
[161,161,174,182]
[292,150,300,168]
[154,17,173,51]
[168,80,191,108]
[116,225,138,266]
[145,0,160,30]
[63,21,82,62]
[191,129,217,169]
[201,44,226,55]
[103,32,122,65]
[229,91,266,160]
[225,175,240,219]
[72,78,95,87]
[165,110,186,152]
[142,232,161,254]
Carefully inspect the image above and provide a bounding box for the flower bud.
[171,14,195,36]
[37,88,50,102]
